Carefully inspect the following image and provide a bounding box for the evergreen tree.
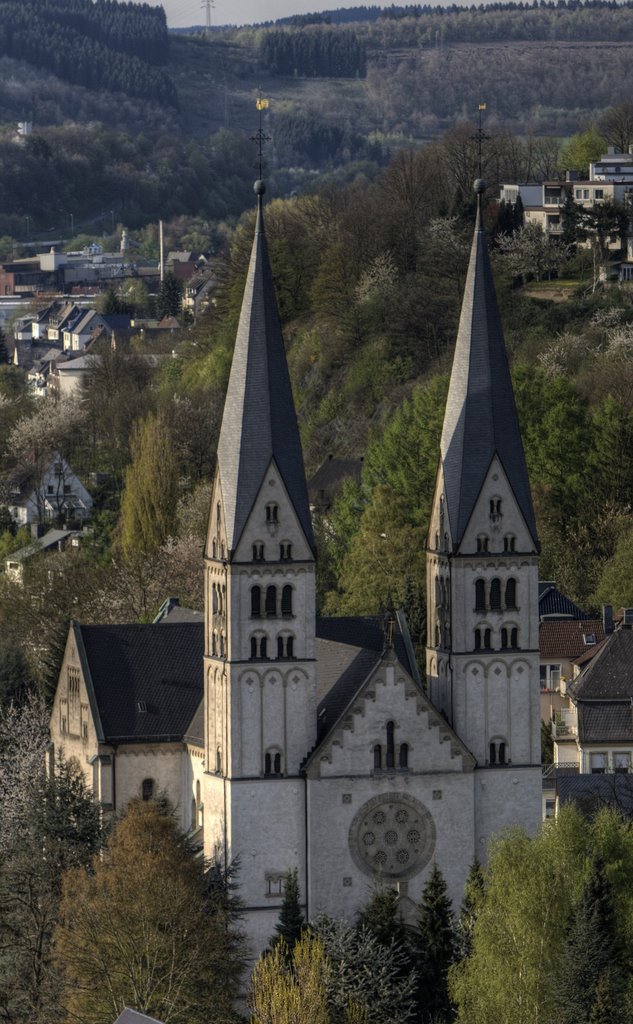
[589,970,617,1024]
[272,867,305,953]
[456,859,485,960]
[356,884,410,955]
[557,857,624,1024]
[157,271,183,319]
[415,863,457,1022]
[0,325,9,364]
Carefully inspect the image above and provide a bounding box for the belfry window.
[399,742,409,769]
[373,744,382,771]
[266,504,279,523]
[281,585,293,616]
[251,586,261,618]
[264,749,283,776]
[490,578,501,610]
[504,535,516,553]
[490,498,502,522]
[253,543,265,561]
[477,535,489,553]
[475,579,486,612]
[280,543,292,560]
[511,627,518,648]
[505,579,517,609]
[265,586,277,617]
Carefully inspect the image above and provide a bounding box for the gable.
[232,457,314,564]
[458,456,537,555]
[307,652,475,779]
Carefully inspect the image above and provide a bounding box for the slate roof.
[215,184,314,556]
[114,1010,165,1024]
[440,190,538,551]
[77,622,203,744]
[538,581,586,620]
[557,773,633,815]
[540,619,605,660]
[307,455,363,509]
[578,703,633,744]
[570,629,633,701]
[315,616,415,743]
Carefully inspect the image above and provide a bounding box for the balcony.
[551,711,577,739]
[542,761,579,780]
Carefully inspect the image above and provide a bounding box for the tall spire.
[215,180,314,555]
[440,181,538,550]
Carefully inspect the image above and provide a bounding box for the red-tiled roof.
[539,619,605,659]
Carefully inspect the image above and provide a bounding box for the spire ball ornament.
[254,179,266,196]
[474,178,486,195]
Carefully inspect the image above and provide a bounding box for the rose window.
[348,794,436,880]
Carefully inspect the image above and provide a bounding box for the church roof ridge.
[440,189,538,550]
[215,184,314,555]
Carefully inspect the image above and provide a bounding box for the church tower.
[426,180,542,847]
[203,181,317,952]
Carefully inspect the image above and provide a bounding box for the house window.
[505,579,517,609]
[141,778,154,801]
[47,485,54,494]
[477,535,489,553]
[267,876,283,896]
[251,586,262,618]
[281,586,293,617]
[489,579,501,610]
[475,579,486,612]
[595,189,604,200]
[540,664,562,690]
[590,753,607,774]
[614,753,630,773]
[265,586,277,617]
[266,504,279,523]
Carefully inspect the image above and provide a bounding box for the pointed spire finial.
[251,96,271,182]
[471,102,489,181]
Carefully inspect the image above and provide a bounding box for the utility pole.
[201,0,214,35]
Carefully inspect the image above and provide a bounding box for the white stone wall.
[474,765,543,850]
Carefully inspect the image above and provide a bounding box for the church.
[50,177,542,955]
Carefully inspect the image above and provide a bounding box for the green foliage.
[54,799,245,1024]
[250,932,331,1024]
[0,640,33,707]
[415,863,456,1023]
[272,868,305,953]
[157,271,183,320]
[456,860,485,961]
[356,886,410,954]
[0,526,29,559]
[0,754,103,1023]
[560,128,606,175]
[592,524,633,610]
[119,409,178,562]
[260,27,366,78]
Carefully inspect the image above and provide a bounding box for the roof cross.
[251,97,271,181]
[471,102,489,180]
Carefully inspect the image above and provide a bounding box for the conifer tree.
[272,868,305,953]
[415,863,456,1022]
[0,325,8,364]
[456,859,485,960]
[556,857,624,1024]
[356,884,410,956]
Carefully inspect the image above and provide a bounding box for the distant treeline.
[0,0,176,106]
[272,0,633,40]
[259,27,366,77]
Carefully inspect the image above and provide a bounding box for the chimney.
[603,604,614,635]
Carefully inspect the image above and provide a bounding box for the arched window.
[435,623,441,647]
[386,721,395,769]
[216,748,222,773]
[219,633,225,658]
[253,543,264,561]
[264,752,271,775]
[498,742,506,764]
[474,628,482,650]
[212,631,218,656]
[475,579,486,611]
[212,539,217,558]
[251,636,258,659]
[399,742,409,769]
[489,743,496,765]
[274,752,282,774]
[264,749,282,775]
[373,744,382,771]
[504,535,516,553]
[265,586,277,617]
[142,778,154,801]
[501,627,508,649]
[251,586,261,618]
[191,797,197,829]
[511,627,518,648]
[266,504,279,523]
[477,534,489,553]
[490,578,501,610]
[505,578,517,609]
[286,636,294,658]
[281,585,293,616]
[280,543,292,560]
[260,637,268,659]
[277,636,284,659]
[216,502,221,524]
[490,498,502,521]
[484,628,492,648]
[212,584,218,614]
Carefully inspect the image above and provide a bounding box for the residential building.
[3,454,92,526]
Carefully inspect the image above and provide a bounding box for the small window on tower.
[253,543,265,561]
[280,543,292,560]
[477,535,489,553]
[266,504,279,523]
[504,535,516,553]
